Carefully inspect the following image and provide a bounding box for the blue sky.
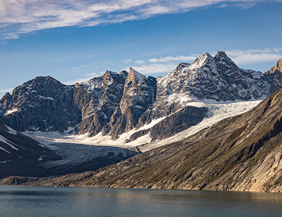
[0,0,282,98]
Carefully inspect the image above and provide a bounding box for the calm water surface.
[0,186,282,217]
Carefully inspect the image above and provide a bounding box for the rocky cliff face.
[106,68,157,139]
[0,76,81,132]
[76,70,128,136]
[15,88,282,192]
[1,53,282,143]
[265,58,282,93]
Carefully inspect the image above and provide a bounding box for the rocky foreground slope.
[5,88,282,192]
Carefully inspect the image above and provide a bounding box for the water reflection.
[0,186,282,217]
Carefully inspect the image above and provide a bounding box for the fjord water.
[0,186,282,217]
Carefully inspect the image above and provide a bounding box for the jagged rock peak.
[128,67,147,83]
[188,52,216,72]
[214,51,233,64]
[214,51,228,58]
[266,58,282,74]
[191,52,213,65]
[174,63,191,72]
[104,70,117,76]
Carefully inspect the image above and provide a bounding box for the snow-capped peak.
[189,52,214,70]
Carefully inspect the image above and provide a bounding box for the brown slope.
[2,89,282,192]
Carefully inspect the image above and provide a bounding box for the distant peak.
[33,75,60,83]
[214,51,238,70]
[128,67,146,82]
[105,70,117,75]
[200,52,213,60]
[203,52,212,57]
[266,58,282,74]
[118,70,128,80]
[215,51,228,58]
[190,52,213,68]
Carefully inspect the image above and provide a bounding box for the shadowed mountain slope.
[0,121,61,179]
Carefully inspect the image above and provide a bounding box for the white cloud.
[148,55,197,63]
[226,48,282,65]
[127,54,197,75]
[85,72,99,77]
[123,59,132,64]
[135,60,146,64]
[1,0,278,39]
[132,63,177,75]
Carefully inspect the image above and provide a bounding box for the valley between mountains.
[1,51,282,192]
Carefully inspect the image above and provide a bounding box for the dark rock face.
[1,53,282,143]
[129,106,208,142]
[150,106,208,141]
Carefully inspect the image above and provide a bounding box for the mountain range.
[0,51,282,192]
[1,51,280,141]
[10,86,282,192]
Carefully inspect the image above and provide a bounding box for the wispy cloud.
[0,88,13,94]
[127,48,282,75]
[226,48,282,65]
[1,0,278,39]
[63,71,105,85]
[72,61,109,70]
[124,59,132,64]
[127,54,197,74]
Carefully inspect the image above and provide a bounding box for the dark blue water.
[0,186,282,217]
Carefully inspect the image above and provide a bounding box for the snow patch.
[0,146,10,153]
[0,135,19,150]
[39,96,54,100]
[138,117,166,131]
[4,108,18,116]
[5,125,17,135]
